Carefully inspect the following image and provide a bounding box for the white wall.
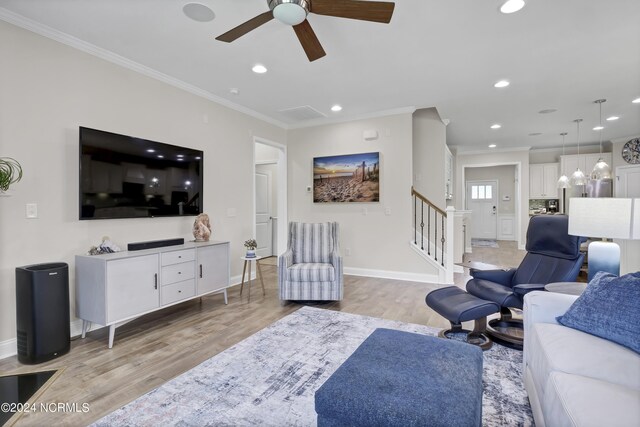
[412,108,446,211]
[0,21,285,344]
[455,149,529,248]
[287,113,439,280]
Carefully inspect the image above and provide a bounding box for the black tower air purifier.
[15,263,70,364]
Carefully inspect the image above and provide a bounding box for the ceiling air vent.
[277,105,327,121]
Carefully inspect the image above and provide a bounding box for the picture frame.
[313,152,380,203]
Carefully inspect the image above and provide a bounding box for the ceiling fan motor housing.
[269,0,310,26]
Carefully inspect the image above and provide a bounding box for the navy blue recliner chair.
[466,214,584,348]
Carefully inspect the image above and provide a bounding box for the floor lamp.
[568,198,634,281]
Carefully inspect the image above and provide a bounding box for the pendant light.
[570,119,586,186]
[591,99,612,179]
[557,132,570,188]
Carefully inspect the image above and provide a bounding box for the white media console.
[75,240,230,348]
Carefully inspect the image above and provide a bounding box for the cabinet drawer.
[162,261,195,284]
[161,249,195,266]
[161,279,195,305]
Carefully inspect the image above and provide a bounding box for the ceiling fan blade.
[293,20,326,62]
[215,11,274,42]
[310,0,395,24]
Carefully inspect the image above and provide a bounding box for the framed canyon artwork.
[313,152,380,203]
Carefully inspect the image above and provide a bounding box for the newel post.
[445,206,455,283]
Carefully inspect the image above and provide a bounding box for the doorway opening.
[253,137,287,258]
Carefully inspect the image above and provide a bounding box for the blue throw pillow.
[557,271,640,353]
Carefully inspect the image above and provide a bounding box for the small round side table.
[544,282,587,296]
[240,256,265,302]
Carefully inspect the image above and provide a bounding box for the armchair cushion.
[291,222,334,264]
[558,271,640,353]
[470,268,515,285]
[466,278,522,308]
[287,263,335,282]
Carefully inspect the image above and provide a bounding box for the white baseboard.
[344,267,439,284]
[0,338,16,360]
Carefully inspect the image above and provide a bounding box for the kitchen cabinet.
[530,163,559,199]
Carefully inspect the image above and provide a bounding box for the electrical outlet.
[362,207,368,216]
[26,203,38,219]
[345,248,351,256]
[385,207,392,216]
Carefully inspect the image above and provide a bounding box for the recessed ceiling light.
[488,144,497,148]
[633,97,640,104]
[146,149,155,153]
[538,108,557,114]
[494,80,510,88]
[529,132,542,136]
[606,116,619,121]
[229,88,239,95]
[183,3,216,22]
[500,0,525,14]
[252,64,267,74]
[490,124,501,129]
[331,105,342,112]
[593,126,604,131]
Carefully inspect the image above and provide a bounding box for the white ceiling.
[1,0,639,151]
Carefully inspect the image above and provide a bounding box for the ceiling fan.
[215,0,396,62]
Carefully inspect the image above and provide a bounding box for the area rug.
[471,238,500,248]
[93,307,533,427]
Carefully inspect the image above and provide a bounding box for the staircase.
[410,187,454,283]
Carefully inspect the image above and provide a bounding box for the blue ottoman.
[426,286,500,350]
[315,328,483,427]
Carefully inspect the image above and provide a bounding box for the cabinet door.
[543,164,559,198]
[106,254,159,323]
[197,244,230,295]
[529,165,544,198]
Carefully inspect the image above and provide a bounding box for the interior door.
[466,181,497,239]
[615,165,640,274]
[255,170,272,258]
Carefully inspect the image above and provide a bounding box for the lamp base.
[587,241,620,281]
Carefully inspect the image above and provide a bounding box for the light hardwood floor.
[1,241,524,426]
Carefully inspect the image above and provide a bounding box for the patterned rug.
[471,238,500,248]
[93,307,533,426]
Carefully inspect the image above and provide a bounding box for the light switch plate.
[26,203,38,219]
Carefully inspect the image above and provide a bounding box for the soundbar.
[128,238,185,251]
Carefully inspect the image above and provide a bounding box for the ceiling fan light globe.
[273,2,308,26]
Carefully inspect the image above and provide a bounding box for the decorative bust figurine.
[192,213,211,242]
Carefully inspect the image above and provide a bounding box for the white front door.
[255,170,272,258]
[466,180,498,239]
[615,165,640,274]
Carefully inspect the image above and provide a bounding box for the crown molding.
[0,8,289,130]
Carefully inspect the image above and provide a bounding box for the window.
[471,185,493,200]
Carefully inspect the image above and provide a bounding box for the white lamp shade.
[557,174,570,189]
[633,199,640,240]
[571,168,586,186]
[568,198,633,239]
[591,158,612,180]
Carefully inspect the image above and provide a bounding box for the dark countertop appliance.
[546,199,559,213]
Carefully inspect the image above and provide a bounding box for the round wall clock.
[622,138,640,164]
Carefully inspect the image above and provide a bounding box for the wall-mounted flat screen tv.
[79,127,203,220]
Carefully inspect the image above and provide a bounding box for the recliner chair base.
[439,319,493,351]
[486,308,524,350]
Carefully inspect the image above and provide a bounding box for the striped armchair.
[279,222,343,301]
